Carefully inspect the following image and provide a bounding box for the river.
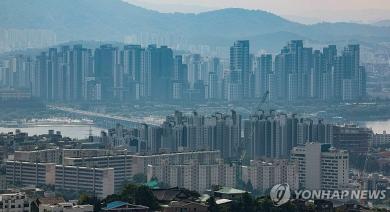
[1,118,389,139]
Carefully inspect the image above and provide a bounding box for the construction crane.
[358,138,374,206]
[255,90,269,113]
[241,91,270,164]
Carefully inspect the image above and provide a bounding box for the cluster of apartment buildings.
[5,142,351,199]
[104,110,372,160]
[0,40,366,103]
[104,110,241,160]
[6,149,222,198]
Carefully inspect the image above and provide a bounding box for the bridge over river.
[48,105,161,129]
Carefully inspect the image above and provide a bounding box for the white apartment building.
[132,150,221,174]
[55,165,114,198]
[6,150,221,198]
[62,149,127,159]
[0,192,30,212]
[64,151,221,177]
[241,160,299,192]
[63,154,132,193]
[14,149,61,163]
[6,161,56,187]
[13,149,126,164]
[320,148,349,190]
[290,143,349,190]
[147,159,237,193]
[6,161,114,199]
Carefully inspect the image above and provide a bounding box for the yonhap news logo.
[269,183,387,206]
[270,183,291,206]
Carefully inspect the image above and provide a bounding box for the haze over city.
[125,0,390,23]
[0,0,390,211]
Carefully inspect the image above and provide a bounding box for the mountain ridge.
[1,0,390,52]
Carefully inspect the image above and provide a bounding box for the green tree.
[101,194,128,206]
[246,181,254,193]
[230,201,243,212]
[255,197,273,212]
[211,185,222,191]
[207,196,219,212]
[279,201,297,212]
[78,193,91,205]
[134,185,160,210]
[101,184,159,210]
[78,193,101,212]
[122,184,138,203]
[306,202,315,211]
[236,179,247,190]
[186,189,201,198]
[242,192,255,211]
[157,181,170,189]
[132,173,147,184]
[366,159,380,173]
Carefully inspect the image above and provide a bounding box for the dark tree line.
[79,184,160,211]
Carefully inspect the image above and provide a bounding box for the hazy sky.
[124,0,390,23]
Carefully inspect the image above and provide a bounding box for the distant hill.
[1,0,390,52]
[373,20,390,27]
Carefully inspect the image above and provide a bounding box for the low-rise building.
[163,201,208,212]
[39,202,93,212]
[102,201,149,212]
[0,191,30,212]
[213,187,247,201]
[34,197,93,212]
[152,188,196,205]
[372,131,390,146]
[332,125,372,154]
[363,173,389,191]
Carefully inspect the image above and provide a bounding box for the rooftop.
[37,197,66,205]
[215,187,246,195]
[216,199,233,205]
[106,201,129,209]
[104,201,149,210]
